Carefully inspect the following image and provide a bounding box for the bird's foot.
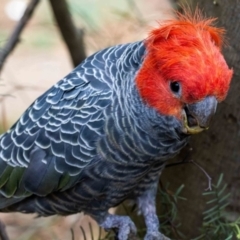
[144,231,171,240]
[100,214,137,240]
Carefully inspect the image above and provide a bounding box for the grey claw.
[116,216,137,240]
[100,215,137,240]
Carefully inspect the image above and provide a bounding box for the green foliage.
[193,174,240,240]
[157,183,186,239]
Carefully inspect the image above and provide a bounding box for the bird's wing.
[0,52,113,205]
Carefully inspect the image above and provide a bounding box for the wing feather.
[0,41,144,207]
[0,60,112,200]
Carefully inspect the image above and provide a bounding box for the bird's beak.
[182,96,218,134]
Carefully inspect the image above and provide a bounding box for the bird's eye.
[170,81,180,94]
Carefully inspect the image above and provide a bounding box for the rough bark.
[161,0,240,238]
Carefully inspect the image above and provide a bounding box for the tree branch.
[0,220,9,240]
[48,0,86,67]
[0,0,41,73]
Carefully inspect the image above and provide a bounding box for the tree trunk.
[48,0,86,67]
[161,0,240,238]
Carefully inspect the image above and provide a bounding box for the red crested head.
[136,9,233,134]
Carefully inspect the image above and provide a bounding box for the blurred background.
[0,1,174,239]
[1,0,240,240]
[0,0,173,129]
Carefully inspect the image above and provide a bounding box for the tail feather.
[0,144,29,209]
[0,195,25,210]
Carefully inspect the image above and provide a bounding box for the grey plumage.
[0,41,187,239]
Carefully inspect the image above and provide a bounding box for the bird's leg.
[137,191,161,240]
[137,179,170,240]
[98,213,138,240]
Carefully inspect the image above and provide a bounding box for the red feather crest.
[136,8,233,117]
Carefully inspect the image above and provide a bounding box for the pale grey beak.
[183,96,218,134]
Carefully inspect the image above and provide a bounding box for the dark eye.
[170,81,180,94]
